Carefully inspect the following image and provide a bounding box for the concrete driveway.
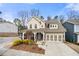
[0,37,18,44]
[0,37,19,55]
[45,42,79,56]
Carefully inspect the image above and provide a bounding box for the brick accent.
[0,32,18,37]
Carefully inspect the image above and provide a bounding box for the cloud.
[58,3,79,16]
[65,3,79,11]
[2,11,14,22]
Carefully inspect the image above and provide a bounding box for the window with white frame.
[50,35,53,41]
[30,24,32,29]
[35,24,37,29]
[47,35,49,40]
[49,24,58,29]
[59,35,61,41]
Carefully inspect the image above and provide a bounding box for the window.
[30,24,32,29]
[50,35,53,41]
[35,24,37,29]
[47,24,49,28]
[47,35,49,40]
[50,24,52,27]
[59,35,61,41]
[53,25,54,27]
[41,25,43,27]
[49,24,58,29]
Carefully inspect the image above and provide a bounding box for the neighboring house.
[22,17,66,42]
[0,22,18,37]
[63,20,79,43]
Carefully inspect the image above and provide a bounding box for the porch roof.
[21,28,66,33]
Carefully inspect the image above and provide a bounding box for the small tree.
[40,16,44,19]
[67,10,79,20]
[47,16,51,20]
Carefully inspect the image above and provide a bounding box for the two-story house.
[63,20,79,43]
[22,17,66,42]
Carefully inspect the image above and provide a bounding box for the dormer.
[49,24,58,29]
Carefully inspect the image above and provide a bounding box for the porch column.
[34,33,36,41]
[22,32,24,40]
[43,32,45,41]
[57,34,59,41]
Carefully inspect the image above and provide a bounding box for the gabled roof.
[0,21,17,26]
[23,18,66,32]
[27,16,45,24]
[66,20,79,25]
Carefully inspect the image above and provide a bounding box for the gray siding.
[63,22,74,32]
[63,22,77,43]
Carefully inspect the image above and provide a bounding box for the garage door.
[46,34,63,41]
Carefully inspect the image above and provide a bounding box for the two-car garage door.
[46,33,64,42]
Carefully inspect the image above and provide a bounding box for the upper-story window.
[41,25,43,27]
[49,24,58,29]
[47,24,49,28]
[35,24,37,29]
[30,24,32,29]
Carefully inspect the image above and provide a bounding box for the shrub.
[13,40,23,46]
[23,40,29,44]
[23,39,35,45]
[12,39,36,46]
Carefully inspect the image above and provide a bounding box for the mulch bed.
[10,44,45,54]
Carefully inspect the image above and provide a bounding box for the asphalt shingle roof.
[21,17,66,33]
[66,20,79,25]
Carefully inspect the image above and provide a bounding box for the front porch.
[22,31,45,41]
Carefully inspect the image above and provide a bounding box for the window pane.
[47,35,49,40]
[30,24,32,28]
[51,35,53,41]
[59,35,61,41]
[35,24,37,28]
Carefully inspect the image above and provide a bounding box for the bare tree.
[30,9,40,17]
[47,16,51,20]
[18,10,29,26]
[58,15,65,24]
[67,10,79,20]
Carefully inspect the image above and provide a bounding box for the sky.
[0,3,79,22]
